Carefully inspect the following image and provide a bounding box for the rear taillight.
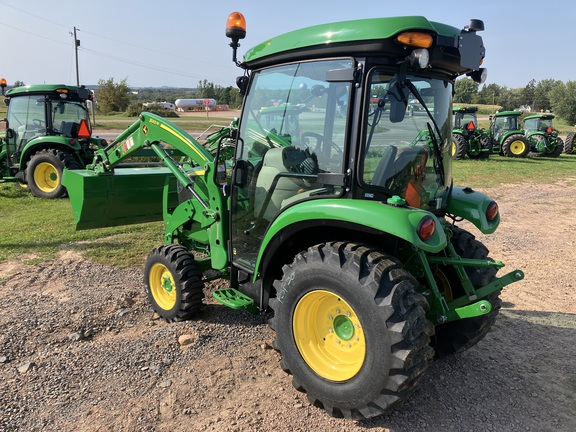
[417,216,436,241]
[486,201,499,222]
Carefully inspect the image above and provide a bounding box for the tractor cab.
[523,113,563,157]
[453,105,478,131]
[3,85,92,165]
[490,110,521,143]
[0,83,104,197]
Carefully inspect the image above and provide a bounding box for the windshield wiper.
[403,79,445,185]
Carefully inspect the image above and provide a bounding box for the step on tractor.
[564,125,576,154]
[62,12,524,420]
[489,110,531,158]
[0,81,107,198]
[450,106,491,159]
[523,113,563,157]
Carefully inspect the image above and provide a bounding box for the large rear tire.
[26,149,81,198]
[144,244,204,322]
[430,227,501,358]
[501,134,530,158]
[450,134,467,160]
[269,242,434,419]
[564,132,576,154]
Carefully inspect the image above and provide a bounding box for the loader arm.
[62,112,230,270]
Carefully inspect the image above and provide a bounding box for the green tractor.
[62,12,523,419]
[450,105,491,159]
[523,113,563,157]
[0,81,106,198]
[488,110,531,157]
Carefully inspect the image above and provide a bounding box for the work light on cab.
[486,201,499,222]
[226,12,247,65]
[417,216,436,241]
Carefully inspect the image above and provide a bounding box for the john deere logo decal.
[142,125,149,135]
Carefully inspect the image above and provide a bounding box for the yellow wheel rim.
[451,141,457,156]
[149,263,177,310]
[293,290,365,381]
[34,162,59,193]
[509,139,526,155]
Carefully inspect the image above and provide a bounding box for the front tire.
[26,149,81,198]
[431,227,501,358]
[144,244,204,322]
[501,134,530,157]
[269,242,434,419]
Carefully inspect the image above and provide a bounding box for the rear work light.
[417,216,436,241]
[486,201,499,222]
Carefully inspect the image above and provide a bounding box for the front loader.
[62,12,523,420]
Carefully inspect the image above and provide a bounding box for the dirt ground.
[1,178,575,432]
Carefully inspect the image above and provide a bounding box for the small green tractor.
[488,110,531,157]
[0,81,106,198]
[563,125,576,154]
[450,106,491,159]
[523,113,563,157]
[62,12,523,419]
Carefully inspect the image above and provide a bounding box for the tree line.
[455,78,576,124]
[94,78,243,115]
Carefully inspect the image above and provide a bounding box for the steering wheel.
[301,132,343,157]
[32,119,45,128]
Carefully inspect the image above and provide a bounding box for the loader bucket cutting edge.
[62,168,178,230]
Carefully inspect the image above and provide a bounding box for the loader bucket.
[62,167,178,230]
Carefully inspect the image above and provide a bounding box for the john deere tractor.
[488,110,531,157]
[62,12,523,419]
[0,81,106,198]
[451,105,491,159]
[523,113,563,157]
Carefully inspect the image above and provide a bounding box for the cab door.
[5,95,47,167]
[230,59,353,273]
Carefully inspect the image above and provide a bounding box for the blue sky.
[1,0,574,89]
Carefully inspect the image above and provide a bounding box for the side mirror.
[233,159,251,188]
[389,82,409,123]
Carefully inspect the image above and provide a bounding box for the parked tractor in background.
[0,82,106,198]
[62,12,523,419]
[564,125,576,154]
[524,113,563,157]
[488,110,530,158]
[450,106,491,159]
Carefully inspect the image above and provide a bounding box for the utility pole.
[73,27,80,86]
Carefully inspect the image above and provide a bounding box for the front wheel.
[269,242,434,419]
[501,134,530,158]
[144,244,204,322]
[431,227,501,358]
[26,149,81,198]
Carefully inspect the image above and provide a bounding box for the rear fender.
[254,198,448,278]
[20,136,80,168]
[446,186,499,234]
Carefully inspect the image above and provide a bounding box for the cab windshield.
[361,71,453,210]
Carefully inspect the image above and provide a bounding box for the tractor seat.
[60,121,79,138]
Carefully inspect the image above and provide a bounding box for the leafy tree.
[96,78,131,114]
[454,78,478,104]
[522,79,536,108]
[550,81,576,124]
[532,79,562,112]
